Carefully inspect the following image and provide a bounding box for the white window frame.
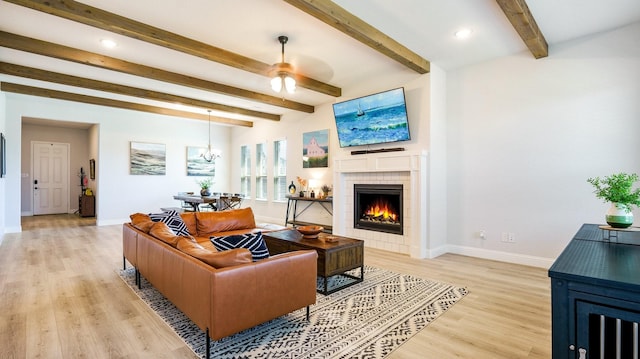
[255,142,267,200]
[240,145,251,198]
[273,139,287,202]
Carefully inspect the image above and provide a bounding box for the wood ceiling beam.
[0,31,314,113]
[5,0,341,97]
[283,0,430,74]
[0,82,253,127]
[0,62,280,122]
[495,0,548,59]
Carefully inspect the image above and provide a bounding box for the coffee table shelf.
[264,229,363,294]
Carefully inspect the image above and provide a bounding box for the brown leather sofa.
[122,207,317,358]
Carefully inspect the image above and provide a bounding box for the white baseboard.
[433,244,554,269]
[259,214,555,269]
[426,244,450,259]
[4,225,22,233]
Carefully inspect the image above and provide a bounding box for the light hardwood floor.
[0,214,551,358]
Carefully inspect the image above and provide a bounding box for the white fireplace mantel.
[333,150,429,258]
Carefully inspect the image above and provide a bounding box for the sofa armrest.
[208,250,317,340]
[122,223,138,267]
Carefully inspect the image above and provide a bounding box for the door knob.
[578,348,586,359]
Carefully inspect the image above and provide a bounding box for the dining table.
[173,193,243,212]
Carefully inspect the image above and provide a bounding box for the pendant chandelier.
[269,35,296,94]
[201,110,221,162]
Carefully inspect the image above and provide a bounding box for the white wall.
[88,124,99,215]
[230,74,432,226]
[0,93,6,236]
[2,93,232,230]
[446,22,640,266]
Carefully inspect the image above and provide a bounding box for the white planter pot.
[605,202,634,228]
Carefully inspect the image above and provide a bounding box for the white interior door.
[33,142,69,215]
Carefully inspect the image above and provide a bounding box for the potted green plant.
[196,177,213,197]
[587,172,640,228]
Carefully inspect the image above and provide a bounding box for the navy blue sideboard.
[549,223,640,358]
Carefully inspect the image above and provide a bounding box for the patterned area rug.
[118,266,467,358]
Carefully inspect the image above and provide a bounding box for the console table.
[548,223,640,358]
[284,195,333,233]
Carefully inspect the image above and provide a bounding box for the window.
[255,142,267,200]
[240,145,251,197]
[273,139,287,201]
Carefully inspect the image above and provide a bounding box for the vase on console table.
[201,188,211,197]
[606,202,633,228]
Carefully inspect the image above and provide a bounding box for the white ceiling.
[1,0,639,124]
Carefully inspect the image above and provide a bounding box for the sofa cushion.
[195,207,256,236]
[180,212,197,235]
[177,237,252,268]
[133,220,155,233]
[130,213,154,233]
[210,232,269,261]
[149,210,191,237]
[149,221,187,247]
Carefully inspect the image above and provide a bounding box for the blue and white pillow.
[210,232,269,261]
[149,210,191,237]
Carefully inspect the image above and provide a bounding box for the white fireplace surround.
[333,151,428,258]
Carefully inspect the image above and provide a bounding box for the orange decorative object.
[297,225,323,239]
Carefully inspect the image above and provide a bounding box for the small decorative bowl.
[297,225,324,239]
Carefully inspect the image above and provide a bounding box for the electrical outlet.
[501,232,516,243]
[478,230,486,239]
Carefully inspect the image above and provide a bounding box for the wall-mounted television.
[332,87,411,148]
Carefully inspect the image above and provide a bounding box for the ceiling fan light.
[271,76,283,92]
[284,75,296,93]
[270,35,297,94]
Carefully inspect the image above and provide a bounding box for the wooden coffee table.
[263,229,364,294]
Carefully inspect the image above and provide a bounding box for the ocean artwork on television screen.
[333,87,410,148]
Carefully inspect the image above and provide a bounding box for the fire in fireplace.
[354,184,403,235]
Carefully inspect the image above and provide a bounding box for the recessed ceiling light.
[100,39,117,49]
[454,28,473,40]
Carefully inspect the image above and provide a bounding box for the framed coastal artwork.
[130,141,166,175]
[186,146,216,177]
[302,129,329,168]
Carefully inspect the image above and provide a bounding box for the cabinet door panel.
[576,301,640,359]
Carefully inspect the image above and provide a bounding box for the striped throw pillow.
[210,232,269,261]
[149,210,191,237]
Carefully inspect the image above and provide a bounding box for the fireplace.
[354,184,403,235]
